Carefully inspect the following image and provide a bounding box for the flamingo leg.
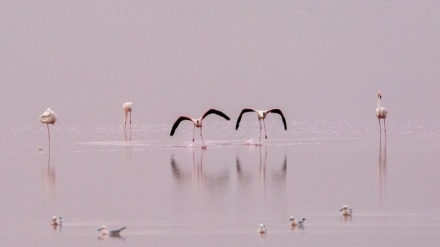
[263,120,268,139]
[47,124,50,139]
[259,120,262,142]
[129,120,132,141]
[378,118,381,132]
[192,126,195,142]
[123,111,128,129]
[383,118,386,133]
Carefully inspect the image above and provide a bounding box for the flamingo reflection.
[378,135,387,208]
[170,149,229,192]
[236,146,287,188]
[43,149,56,199]
[236,147,287,228]
[124,126,132,141]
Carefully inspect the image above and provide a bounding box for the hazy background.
[1,1,440,128]
[1,2,440,246]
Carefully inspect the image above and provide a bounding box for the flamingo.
[235,108,287,142]
[170,109,230,146]
[39,108,57,139]
[376,91,387,132]
[122,102,133,129]
[340,205,353,216]
[98,225,126,237]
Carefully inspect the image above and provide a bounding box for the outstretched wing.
[170,116,192,136]
[235,108,256,130]
[201,109,230,121]
[267,109,287,130]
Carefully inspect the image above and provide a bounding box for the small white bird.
[289,216,305,227]
[50,215,62,226]
[98,225,126,237]
[340,205,353,216]
[235,108,287,142]
[122,102,133,129]
[376,91,387,132]
[170,109,230,146]
[39,108,57,139]
[258,223,267,234]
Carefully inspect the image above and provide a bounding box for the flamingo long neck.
[377,96,381,110]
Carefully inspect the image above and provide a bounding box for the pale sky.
[1,1,440,127]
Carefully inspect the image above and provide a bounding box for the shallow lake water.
[1,119,439,246]
[1,1,440,246]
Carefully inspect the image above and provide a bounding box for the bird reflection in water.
[123,124,132,141]
[50,216,62,231]
[170,149,229,191]
[43,148,56,199]
[378,134,387,208]
[236,146,287,190]
[236,146,287,223]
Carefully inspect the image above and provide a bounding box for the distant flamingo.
[122,102,133,129]
[235,108,287,142]
[376,91,387,132]
[170,109,230,146]
[39,108,57,139]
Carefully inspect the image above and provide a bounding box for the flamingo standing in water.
[376,91,387,132]
[39,108,57,139]
[122,102,133,129]
[170,109,230,146]
[235,108,287,142]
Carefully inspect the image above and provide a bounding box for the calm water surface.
[0,119,439,246]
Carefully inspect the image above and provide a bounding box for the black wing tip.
[204,109,230,121]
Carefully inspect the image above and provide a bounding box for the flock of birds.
[50,216,126,238]
[257,204,352,236]
[39,91,387,145]
[42,91,385,237]
[50,204,352,238]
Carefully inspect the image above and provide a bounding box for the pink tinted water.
[0,120,439,246]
